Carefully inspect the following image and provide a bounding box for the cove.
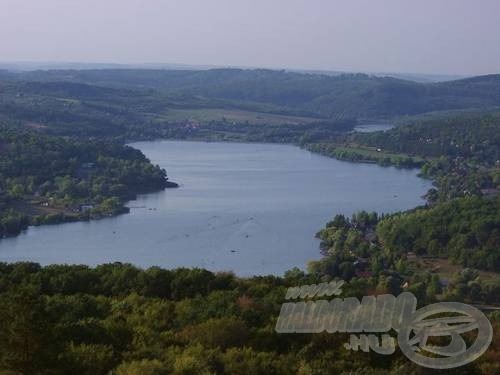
[0,141,432,275]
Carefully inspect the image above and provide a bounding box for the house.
[79,204,95,212]
[407,252,417,260]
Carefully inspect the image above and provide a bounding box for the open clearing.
[160,108,319,125]
[336,143,428,162]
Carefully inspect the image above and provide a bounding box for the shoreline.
[2,134,431,241]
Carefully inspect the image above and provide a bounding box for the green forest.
[1,262,499,374]
[0,69,500,374]
[3,68,500,118]
[0,129,176,238]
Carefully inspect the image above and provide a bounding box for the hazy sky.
[1,0,500,75]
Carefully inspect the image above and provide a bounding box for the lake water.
[0,141,432,275]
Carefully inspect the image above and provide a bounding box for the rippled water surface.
[0,141,432,275]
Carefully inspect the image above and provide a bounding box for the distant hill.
[1,68,499,119]
[0,61,466,81]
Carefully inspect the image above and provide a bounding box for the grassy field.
[336,143,428,162]
[159,108,319,125]
[9,197,78,218]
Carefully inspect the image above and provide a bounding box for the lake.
[0,141,432,275]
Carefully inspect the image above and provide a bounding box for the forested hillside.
[308,112,500,311]
[0,262,499,374]
[0,129,176,237]
[355,112,500,164]
[0,79,353,140]
[2,68,500,119]
[376,196,500,270]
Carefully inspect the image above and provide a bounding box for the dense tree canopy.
[0,262,498,374]
[0,129,175,237]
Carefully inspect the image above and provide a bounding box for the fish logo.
[277,284,493,369]
[398,302,493,369]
